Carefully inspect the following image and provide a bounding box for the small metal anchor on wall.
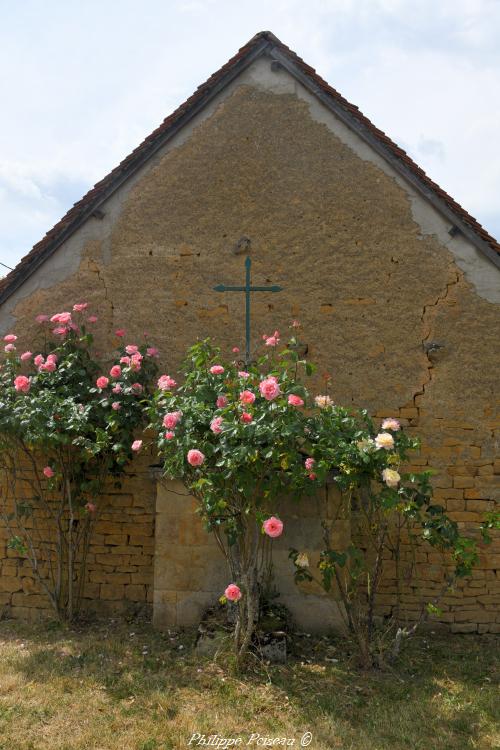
[213,255,283,364]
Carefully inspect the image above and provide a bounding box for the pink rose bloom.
[14,375,30,393]
[4,344,16,353]
[111,402,121,411]
[259,376,281,401]
[210,416,223,434]
[40,360,56,372]
[115,329,125,337]
[238,371,250,379]
[381,418,401,432]
[110,365,121,378]
[96,376,109,389]
[120,356,131,366]
[131,382,143,393]
[264,330,280,347]
[59,312,72,324]
[87,315,98,323]
[20,351,33,361]
[288,394,304,407]
[85,502,96,513]
[43,466,54,478]
[125,344,138,355]
[308,472,317,481]
[240,412,253,423]
[131,440,143,452]
[164,431,175,440]
[130,353,142,371]
[33,354,44,367]
[46,353,57,363]
[163,411,182,429]
[187,449,205,467]
[305,457,315,471]
[146,347,159,358]
[157,374,177,390]
[35,314,49,323]
[112,384,122,394]
[216,395,228,408]
[232,347,240,353]
[210,365,225,375]
[3,334,17,343]
[225,584,242,602]
[52,326,68,336]
[263,516,283,538]
[73,303,88,312]
[239,390,255,405]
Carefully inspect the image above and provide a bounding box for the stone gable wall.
[0,454,156,620]
[0,68,498,631]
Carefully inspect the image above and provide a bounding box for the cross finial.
[214,256,283,363]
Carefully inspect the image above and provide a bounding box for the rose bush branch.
[149,328,320,662]
[0,306,159,621]
[290,412,483,667]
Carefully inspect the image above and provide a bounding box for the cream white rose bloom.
[314,395,333,408]
[381,418,400,431]
[296,552,310,568]
[382,468,400,488]
[375,432,395,450]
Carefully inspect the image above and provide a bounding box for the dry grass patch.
[0,617,498,750]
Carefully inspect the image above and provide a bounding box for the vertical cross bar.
[245,256,251,364]
[213,255,283,363]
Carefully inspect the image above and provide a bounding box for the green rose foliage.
[0,311,158,501]
[150,339,320,540]
[480,510,500,545]
[305,408,478,580]
[150,334,477,579]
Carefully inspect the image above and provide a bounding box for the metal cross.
[214,256,283,363]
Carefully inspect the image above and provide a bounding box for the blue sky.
[1,0,499,271]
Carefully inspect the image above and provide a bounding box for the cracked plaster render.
[0,55,499,335]
[0,58,497,422]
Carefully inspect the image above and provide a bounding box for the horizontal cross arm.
[250,285,283,292]
[214,284,283,293]
[213,284,246,292]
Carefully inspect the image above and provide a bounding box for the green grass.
[0,616,497,750]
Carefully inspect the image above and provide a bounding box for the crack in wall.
[413,269,462,407]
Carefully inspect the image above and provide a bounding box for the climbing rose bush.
[288,401,480,666]
[0,305,158,620]
[150,326,481,664]
[149,332,321,660]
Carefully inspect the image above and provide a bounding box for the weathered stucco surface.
[0,58,498,631]
[154,480,348,632]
